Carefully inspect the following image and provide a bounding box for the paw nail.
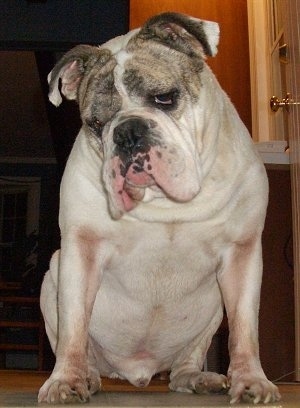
[264,392,272,404]
[254,395,261,404]
[230,397,239,404]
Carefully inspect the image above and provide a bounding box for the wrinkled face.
[48,12,219,219]
[48,13,220,219]
[79,39,204,219]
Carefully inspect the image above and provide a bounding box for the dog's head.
[48,12,220,219]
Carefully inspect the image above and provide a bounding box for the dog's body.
[38,13,280,404]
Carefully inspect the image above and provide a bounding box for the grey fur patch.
[79,56,122,122]
[132,12,213,57]
[48,45,116,110]
[122,42,202,119]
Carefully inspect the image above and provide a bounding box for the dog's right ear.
[48,45,106,107]
[135,12,219,59]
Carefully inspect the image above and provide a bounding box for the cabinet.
[0,289,45,370]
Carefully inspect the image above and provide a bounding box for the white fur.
[38,13,280,405]
[201,20,220,56]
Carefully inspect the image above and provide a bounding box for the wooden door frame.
[248,0,300,381]
[247,0,273,142]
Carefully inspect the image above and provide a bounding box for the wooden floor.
[0,370,299,407]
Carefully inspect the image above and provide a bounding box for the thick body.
[38,12,280,404]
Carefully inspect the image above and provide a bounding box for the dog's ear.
[48,45,106,107]
[136,12,219,58]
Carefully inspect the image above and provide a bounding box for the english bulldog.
[38,12,280,404]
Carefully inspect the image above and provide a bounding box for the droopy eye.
[154,90,178,106]
[87,118,104,136]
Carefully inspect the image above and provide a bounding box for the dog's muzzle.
[113,117,153,160]
[104,115,202,219]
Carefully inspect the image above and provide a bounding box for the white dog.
[38,12,280,404]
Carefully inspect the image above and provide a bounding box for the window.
[0,178,40,285]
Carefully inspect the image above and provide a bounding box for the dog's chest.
[89,221,223,361]
[104,221,221,297]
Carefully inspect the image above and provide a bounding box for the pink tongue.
[119,165,154,212]
[121,188,136,212]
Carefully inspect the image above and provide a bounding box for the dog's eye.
[87,118,104,137]
[154,91,178,107]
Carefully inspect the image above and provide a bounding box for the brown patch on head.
[135,12,215,57]
[122,47,202,114]
[80,55,122,125]
[123,13,217,110]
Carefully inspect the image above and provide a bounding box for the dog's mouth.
[120,160,156,210]
[104,145,202,219]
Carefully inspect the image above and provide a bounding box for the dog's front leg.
[38,228,103,404]
[218,234,281,404]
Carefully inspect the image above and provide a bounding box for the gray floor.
[1,388,299,408]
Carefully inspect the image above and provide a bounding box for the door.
[269,0,289,142]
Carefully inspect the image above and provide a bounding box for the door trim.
[247,0,273,142]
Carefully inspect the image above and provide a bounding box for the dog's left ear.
[136,12,219,58]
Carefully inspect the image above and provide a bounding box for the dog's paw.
[38,371,96,404]
[194,372,229,395]
[229,375,281,404]
[169,371,229,395]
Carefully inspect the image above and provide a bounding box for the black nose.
[113,117,149,153]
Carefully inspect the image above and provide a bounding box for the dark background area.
[0,0,129,370]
